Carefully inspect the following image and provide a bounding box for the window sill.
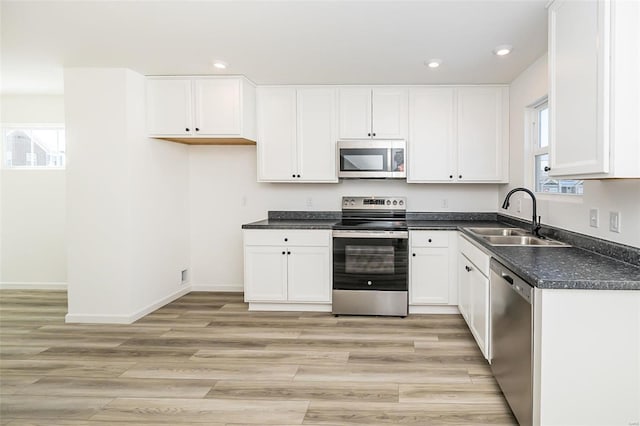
[534,193,583,204]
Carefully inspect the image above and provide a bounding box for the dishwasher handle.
[490,259,533,304]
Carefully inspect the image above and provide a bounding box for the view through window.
[2,126,66,168]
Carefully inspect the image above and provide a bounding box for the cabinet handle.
[465,265,472,272]
[367,133,371,137]
[287,251,291,255]
[185,127,190,132]
[292,174,296,178]
[449,175,453,179]
[428,238,432,243]
[412,253,416,257]
[297,174,301,178]
[372,133,376,137]
[282,251,285,255]
[195,128,200,132]
[284,238,288,242]
[544,166,551,172]
[459,175,462,179]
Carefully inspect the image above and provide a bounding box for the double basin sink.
[465,227,571,247]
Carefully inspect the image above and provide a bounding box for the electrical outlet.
[609,212,621,233]
[517,199,523,213]
[241,196,247,207]
[306,197,313,208]
[441,199,448,208]
[589,208,599,228]
[181,269,189,284]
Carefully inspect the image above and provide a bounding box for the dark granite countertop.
[458,229,640,291]
[242,213,640,290]
[242,219,338,230]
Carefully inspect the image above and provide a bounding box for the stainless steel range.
[332,196,408,317]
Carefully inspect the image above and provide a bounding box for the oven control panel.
[342,196,406,210]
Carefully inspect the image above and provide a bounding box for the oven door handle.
[332,230,409,239]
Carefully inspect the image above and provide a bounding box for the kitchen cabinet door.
[194,78,241,135]
[469,264,490,359]
[297,88,338,182]
[372,88,408,140]
[146,78,193,136]
[457,87,508,182]
[244,246,288,302]
[410,247,450,304]
[407,87,456,182]
[457,252,472,323]
[548,0,639,178]
[257,87,297,181]
[338,88,372,139]
[549,0,606,176]
[287,246,331,302]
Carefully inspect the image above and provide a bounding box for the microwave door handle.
[387,148,392,172]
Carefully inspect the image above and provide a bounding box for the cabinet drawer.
[458,234,490,277]
[244,229,331,247]
[411,231,449,248]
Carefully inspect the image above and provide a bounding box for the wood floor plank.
[10,376,215,398]
[191,348,349,365]
[0,395,113,420]
[208,380,398,402]
[294,363,472,384]
[303,401,517,425]
[120,362,299,381]
[0,359,136,378]
[91,397,309,424]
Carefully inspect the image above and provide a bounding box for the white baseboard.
[248,302,332,312]
[0,282,67,290]
[65,285,192,324]
[409,305,461,314]
[190,283,243,292]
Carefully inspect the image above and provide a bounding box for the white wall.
[65,68,190,323]
[189,145,499,290]
[502,54,640,248]
[0,95,67,288]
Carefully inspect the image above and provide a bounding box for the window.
[531,102,583,195]
[2,125,66,169]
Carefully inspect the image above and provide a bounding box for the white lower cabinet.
[243,229,332,310]
[458,235,491,360]
[409,231,458,313]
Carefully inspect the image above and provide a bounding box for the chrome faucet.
[501,187,542,237]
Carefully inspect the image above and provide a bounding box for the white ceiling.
[1,0,548,95]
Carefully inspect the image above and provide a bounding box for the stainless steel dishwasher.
[490,259,533,426]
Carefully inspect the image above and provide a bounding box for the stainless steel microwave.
[337,140,406,179]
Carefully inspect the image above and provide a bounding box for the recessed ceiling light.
[493,45,513,56]
[213,60,228,70]
[425,59,442,68]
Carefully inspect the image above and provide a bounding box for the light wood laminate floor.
[0,291,516,425]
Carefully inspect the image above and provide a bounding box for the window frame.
[2,123,66,170]
[527,99,583,197]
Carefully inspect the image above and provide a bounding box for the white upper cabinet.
[457,87,508,182]
[146,76,256,143]
[548,0,640,178]
[297,88,338,182]
[257,87,338,182]
[408,86,508,183]
[194,79,241,135]
[257,87,297,181]
[146,78,193,136]
[338,87,408,140]
[408,87,456,182]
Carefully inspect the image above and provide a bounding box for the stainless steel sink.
[464,227,571,247]
[466,227,529,236]
[481,235,571,247]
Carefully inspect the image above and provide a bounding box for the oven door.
[332,231,408,291]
